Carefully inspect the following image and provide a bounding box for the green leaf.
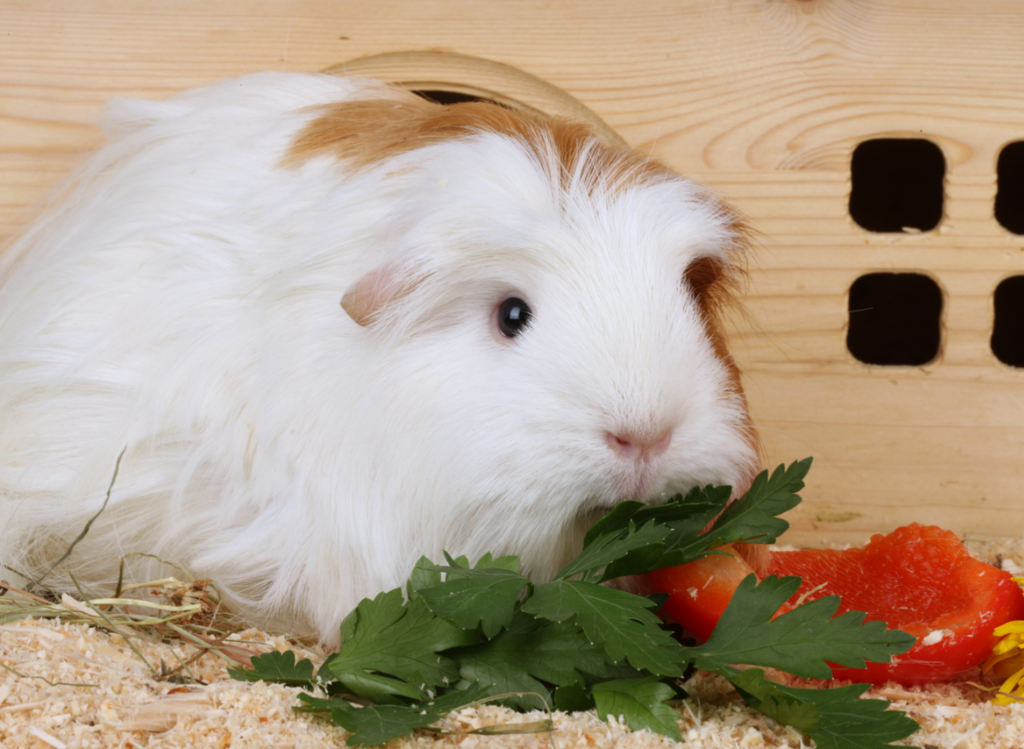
[553,682,594,712]
[407,555,443,595]
[227,650,316,686]
[455,663,551,711]
[659,484,733,534]
[448,612,616,709]
[592,677,682,741]
[590,465,805,581]
[631,463,808,574]
[419,555,530,638]
[295,692,352,713]
[470,551,523,573]
[334,671,427,705]
[554,520,671,583]
[581,501,646,546]
[726,668,919,749]
[692,575,915,679]
[792,685,920,749]
[727,668,821,732]
[522,580,687,676]
[331,685,493,747]
[702,458,812,548]
[598,543,672,583]
[762,692,821,732]
[330,588,480,696]
[600,487,729,577]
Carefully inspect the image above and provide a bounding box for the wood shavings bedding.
[3,539,1024,749]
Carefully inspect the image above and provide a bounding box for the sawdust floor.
[3,537,1024,749]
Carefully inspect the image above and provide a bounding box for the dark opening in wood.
[847,272,943,366]
[849,139,945,233]
[992,276,1024,367]
[996,141,1024,235]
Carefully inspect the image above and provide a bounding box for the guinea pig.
[0,72,760,646]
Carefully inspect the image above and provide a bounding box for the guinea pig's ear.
[341,262,422,326]
[684,254,734,321]
[683,207,752,320]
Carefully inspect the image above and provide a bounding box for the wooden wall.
[3,0,1023,545]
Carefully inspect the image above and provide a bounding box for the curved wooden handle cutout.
[323,51,627,149]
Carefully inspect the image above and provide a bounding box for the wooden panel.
[2,0,1024,544]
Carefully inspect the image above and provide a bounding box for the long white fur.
[0,72,757,645]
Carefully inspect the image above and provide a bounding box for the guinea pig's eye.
[496,297,532,338]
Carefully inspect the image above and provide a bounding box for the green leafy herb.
[592,676,683,741]
[419,552,530,638]
[233,459,921,748]
[328,588,480,701]
[725,668,921,749]
[448,612,613,710]
[310,685,497,746]
[228,649,316,687]
[522,580,687,676]
[691,575,916,680]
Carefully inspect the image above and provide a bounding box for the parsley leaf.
[449,612,616,709]
[587,460,812,583]
[555,519,671,583]
[329,588,480,699]
[692,574,915,679]
[407,555,443,595]
[592,676,682,741]
[326,685,495,747]
[726,668,920,749]
[227,649,317,687]
[702,458,811,546]
[522,580,687,676]
[658,460,811,569]
[419,553,530,638]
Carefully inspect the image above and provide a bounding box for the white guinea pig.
[0,72,759,646]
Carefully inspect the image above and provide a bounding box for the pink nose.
[606,429,673,461]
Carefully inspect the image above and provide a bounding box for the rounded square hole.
[849,139,945,233]
[992,276,1024,367]
[996,142,1024,235]
[847,273,943,366]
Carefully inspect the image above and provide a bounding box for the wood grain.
[2,0,1023,545]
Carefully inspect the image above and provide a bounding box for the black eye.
[497,297,532,338]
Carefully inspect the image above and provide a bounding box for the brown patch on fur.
[282,89,678,197]
[695,243,765,572]
[683,214,763,484]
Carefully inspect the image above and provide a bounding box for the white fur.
[0,72,757,645]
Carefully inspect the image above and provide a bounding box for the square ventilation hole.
[996,142,1024,235]
[849,138,945,233]
[992,276,1024,367]
[847,273,943,366]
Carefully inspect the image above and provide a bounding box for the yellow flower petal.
[990,636,1024,657]
[994,692,1024,707]
[993,620,1024,637]
[993,663,1024,706]
[982,648,1021,675]
[993,652,1024,681]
